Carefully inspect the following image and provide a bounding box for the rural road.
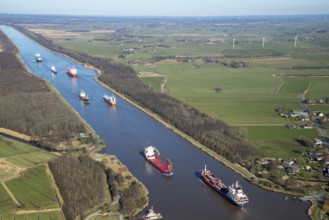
[301,84,329,152]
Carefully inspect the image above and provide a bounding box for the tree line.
[106,168,148,217]
[0,30,87,148]
[48,155,108,220]
[13,25,260,164]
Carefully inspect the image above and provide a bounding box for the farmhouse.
[287,164,300,174]
[309,152,324,162]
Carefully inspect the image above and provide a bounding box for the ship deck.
[149,158,169,172]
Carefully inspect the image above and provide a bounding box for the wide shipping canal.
[1,25,310,220]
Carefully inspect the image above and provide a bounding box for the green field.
[6,151,57,168]
[0,136,40,157]
[92,216,119,220]
[0,184,16,212]
[0,211,64,220]
[0,136,57,168]
[245,126,319,158]
[6,164,59,209]
[0,136,62,218]
[309,104,329,112]
[140,76,165,92]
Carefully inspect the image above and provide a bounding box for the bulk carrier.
[200,165,249,207]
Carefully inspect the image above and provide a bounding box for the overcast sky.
[1,0,329,16]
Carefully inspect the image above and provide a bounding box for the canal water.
[1,25,310,220]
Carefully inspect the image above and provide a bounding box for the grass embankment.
[0,128,33,141]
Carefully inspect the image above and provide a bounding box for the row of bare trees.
[49,155,108,220]
[0,30,86,148]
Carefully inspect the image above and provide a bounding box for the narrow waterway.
[1,25,310,220]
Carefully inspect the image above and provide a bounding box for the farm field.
[25,16,329,158]
[0,211,64,220]
[6,165,59,209]
[246,126,319,158]
[0,136,63,219]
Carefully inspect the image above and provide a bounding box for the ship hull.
[200,175,225,195]
[146,158,173,176]
[103,95,116,106]
[221,189,248,207]
[80,97,90,104]
[200,172,247,207]
[67,71,77,77]
[66,67,77,77]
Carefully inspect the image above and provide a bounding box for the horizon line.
[1,13,329,18]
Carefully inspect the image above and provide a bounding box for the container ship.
[51,65,57,74]
[66,66,78,77]
[103,94,116,106]
[79,90,90,104]
[35,53,42,62]
[200,165,249,207]
[144,146,173,176]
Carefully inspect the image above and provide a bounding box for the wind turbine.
[294,35,298,47]
[233,38,236,49]
[262,37,265,48]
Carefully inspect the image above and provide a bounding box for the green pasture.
[6,151,57,168]
[56,40,121,58]
[309,104,329,113]
[92,216,119,220]
[6,165,59,209]
[140,77,165,92]
[135,61,306,125]
[0,184,16,212]
[245,126,319,158]
[0,136,57,168]
[0,136,39,157]
[0,211,64,220]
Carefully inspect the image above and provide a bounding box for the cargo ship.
[200,165,249,207]
[66,66,78,77]
[35,53,42,62]
[144,146,173,176]
[79,90,90,104]
[51,65,57,74]
[103,94,116,106]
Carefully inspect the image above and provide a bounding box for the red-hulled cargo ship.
[144,146,173,176]
[67,66,78,77]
